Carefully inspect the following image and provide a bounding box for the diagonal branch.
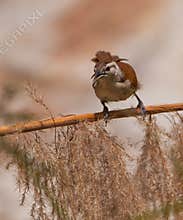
[0,102,183,137]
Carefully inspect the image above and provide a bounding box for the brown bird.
[91,51,146,119]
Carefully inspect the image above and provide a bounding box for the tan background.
[0,0,182,219]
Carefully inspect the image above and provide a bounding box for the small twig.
[25,82,58,151]
[0,102,183,137]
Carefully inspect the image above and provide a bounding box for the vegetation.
[0,85,183,219]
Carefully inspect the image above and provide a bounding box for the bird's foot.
[137,101,146,119]
[103,105,109,126]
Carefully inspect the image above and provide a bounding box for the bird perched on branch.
[91,51,146,120]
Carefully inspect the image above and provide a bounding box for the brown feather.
[91,51,113,63]
[92,51,128,63]
[117,61,138,89]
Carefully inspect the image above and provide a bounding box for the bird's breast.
[92,76,136,102]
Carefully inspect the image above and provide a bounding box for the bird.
[91,51,146,120]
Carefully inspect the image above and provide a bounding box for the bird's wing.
[117,61,138,89]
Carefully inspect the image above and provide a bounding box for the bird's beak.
[91,70,104,79]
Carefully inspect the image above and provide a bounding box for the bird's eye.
[105,66,110,71]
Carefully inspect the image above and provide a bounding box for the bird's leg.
[101,101,109,125]
[134,93,146,116]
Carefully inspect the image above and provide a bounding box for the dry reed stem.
[0,102,183,136]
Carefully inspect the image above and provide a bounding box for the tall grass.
[1,85,183,219]
[0,114,183,220]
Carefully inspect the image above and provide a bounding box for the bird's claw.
[137,101,146,119]
[103,105,109,126]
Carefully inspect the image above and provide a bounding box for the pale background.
[0,0,182,219]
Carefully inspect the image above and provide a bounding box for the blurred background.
[0,0,183,219]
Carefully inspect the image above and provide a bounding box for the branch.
[0,102,183,137]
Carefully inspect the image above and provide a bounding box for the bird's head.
[91,51,127,80]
